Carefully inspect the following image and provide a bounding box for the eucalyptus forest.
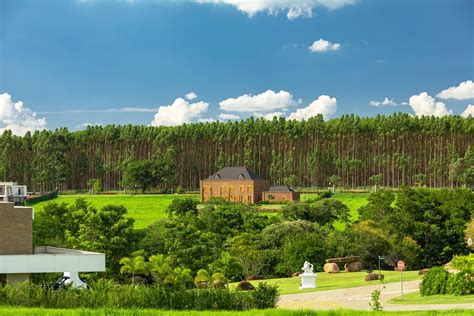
[0,113,472,191]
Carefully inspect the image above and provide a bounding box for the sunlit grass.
[390,292,474,305]
[33,194,198,229]
[229,270,421,295]
[1,308,473,316]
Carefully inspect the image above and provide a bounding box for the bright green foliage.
[121,159,175,193]
[167,197,198,216]
[34,198,138,274]
[87,178,102,194]
[369,174,383,192]
[3,308,474,316]
[413,173,427,187]
[450,254,474,273]
[210,252,244,282]
[119,250,150,284]
[446,271,472,295]
[282,199,349,226]
[0,281,279,310]
[328,175,341,192]
[420,267,449,296]
[34,194,198,229]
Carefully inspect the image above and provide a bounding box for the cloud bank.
[408,92,452,117]
[151,97,209,126]
[437,80,474,100]
[288,95,337,120]
[219,90,296,112]
[370,98,397,107]
[196,0,356,20]
[0,93,47,136]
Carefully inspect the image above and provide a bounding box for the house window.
[238,174,245,179]
[247,186,251,192]
[247,195,251,202]
[240,186,243,192]
[210,187,213,196]
[239,196,243,202]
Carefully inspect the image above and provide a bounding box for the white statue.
[302,261,314,274]
[300,261,317,289]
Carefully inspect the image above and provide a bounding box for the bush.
[167,198,198,216]
[450,254,474,273]
[318,190,333,199]
[420,267,449,296]
[0,281,279,310]
[446,271,472,295]
[249,283,279,309]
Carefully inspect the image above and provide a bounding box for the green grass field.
[33,194,198,229]
[1,308,473,316]
[390,292,474,305]
[230,270,421,295]
[32,192,369,229]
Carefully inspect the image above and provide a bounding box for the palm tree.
[119,251,149,284]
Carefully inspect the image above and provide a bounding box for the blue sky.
[0,0,473,133]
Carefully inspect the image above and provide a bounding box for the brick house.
[0,202,105,286]
[262,185,300,202]
[200,167,270,203]
[200,167,300,203]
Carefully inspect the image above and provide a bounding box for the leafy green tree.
[167,198,198,217]
[121,160,158,193]
[328,175,341,193]
[210,251,244,282]
[119,250,149,284]
[413,174,427,187]
[369,174,383,192]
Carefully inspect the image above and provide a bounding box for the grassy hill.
[32,192,369,229]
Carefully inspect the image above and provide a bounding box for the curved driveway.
[278,280,474,311]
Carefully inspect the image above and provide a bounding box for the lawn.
[390,292,474,305]
[31,192,370,230]
[1,308,473,316]
[32,194,198,229]
[230,270,421,295]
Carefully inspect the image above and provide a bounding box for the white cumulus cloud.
[288,95,337,120]
[0,93,47,136]
[408,92,452,117]
[436,80,474,100]
[219,90,296,112]
[185,92,198,100]
[218,113,240,120]
[151,97,209,126]
[196,0,356,20]
[369,98,397,107]
[461,104,474,118]
[309,39,341,53]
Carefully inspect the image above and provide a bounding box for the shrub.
[446,271,473,295]
[249,283,279,309]
[318,190,333,199]
[420,267,449,296]
[450,254,474,273]
[0,281,279,310]
[167,198,198,216]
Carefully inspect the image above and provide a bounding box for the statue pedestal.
[299,272,317,289]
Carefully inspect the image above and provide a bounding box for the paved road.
[278,280,474,311]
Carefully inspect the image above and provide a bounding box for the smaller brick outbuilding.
[262,185,300,202]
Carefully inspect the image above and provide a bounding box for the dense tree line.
[0,113,472,191]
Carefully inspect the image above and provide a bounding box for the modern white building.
[0,182,28,203]
[0,202,105,287]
